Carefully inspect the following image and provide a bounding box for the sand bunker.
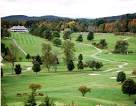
[88,73,100,76]
[27,67,32,71]
[110,76,116,79]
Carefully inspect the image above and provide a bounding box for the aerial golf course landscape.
[1,32,136,106]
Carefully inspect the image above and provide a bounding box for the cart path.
[85,37,131,73]
[12,39,27,55]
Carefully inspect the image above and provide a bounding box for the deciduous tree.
[78,86,91,96]
[122,79,136,97]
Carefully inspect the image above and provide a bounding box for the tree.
[99,39,107,49]
[25,92,37,106]
[53,38,62,46]
[1,68,3,77]
[1,28,11,38]
[42,43,54,71]
[87,31,94,41]
[29,83,42,92]
[86,60,103,71]
[86,60,96,71]
[122,79,136,97]
[7,44,17,74]
[52,31,60,38]
[25,84,41,106]
[62,40,75,64]
[32,61,41,75]
[95,61,103,70]
[63,28,72,40]
[50,54,59,72]
[76,34,83,42]
[35,55,42,65]
[67,60,75,71]
[78,54,83,61]
[117,71,126,83]
[39,95,55,106]
[14,64,22,75]
[132,69,136,75]
[26,53,31,61]
[77,54,84,70]
[128,19,136,33]
[78,86,91,96]
[42,29,53,41]
[77,60,84,70]
[114,40,129,54]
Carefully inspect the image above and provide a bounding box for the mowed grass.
[2,71,136,106]
[2,32,136,106]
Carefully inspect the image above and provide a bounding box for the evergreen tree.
[117,71,126,83]
[78,54,83,61]
[95,61,103,70]
[35,55,42,65]
[14,64,22,75]
[32,61,41,74]
[87,31,94,41]
[39,96,55,106]
[77,60,84,70]
[25,92,37,106]
[26,54,31,61]
[76,34,83,42]
[99,39,107,49]
[67,60,75,71]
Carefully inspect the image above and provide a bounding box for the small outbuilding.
[9,25,28,32]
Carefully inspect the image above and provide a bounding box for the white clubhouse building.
[9,25,28,32]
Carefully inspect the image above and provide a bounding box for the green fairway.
[2,32,136,106]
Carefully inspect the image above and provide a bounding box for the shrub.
[78,85,91,96]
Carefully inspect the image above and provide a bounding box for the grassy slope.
[2,32,136,106]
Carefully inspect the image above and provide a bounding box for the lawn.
[2,32,136,106]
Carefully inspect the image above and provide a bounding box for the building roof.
[10,25,27,30]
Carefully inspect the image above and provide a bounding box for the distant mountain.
[2,13,136,22]
[97,13,136,22]
[1,15,71,21]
